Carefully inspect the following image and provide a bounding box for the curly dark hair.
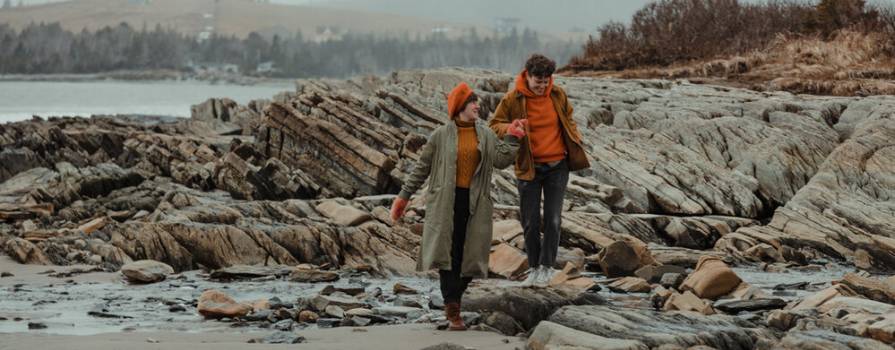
[454,92,479,118]
[525,54,556,78]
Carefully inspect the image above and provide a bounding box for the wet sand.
[0,255,119,286]
[0,324,524,350]
[0,254,855,350]
[0,256,523,349]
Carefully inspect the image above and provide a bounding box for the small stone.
[146,338,159,344]
[345,308,375,317]
[254,332,306,344]
[274,308,294,321]
[21,220,37,232]
[78,217,107,234]
[597,240,653,278]
[325,305,345,319]
[349,316,372,327]
[267,297,292,309]
[488,243,529,279]
[28,322,47,330]
[244,309,273,322]
[273,319,294,331]
[659,273,685,289]
[168,304,187,312]
[298,310,319,323]
[320,285,336,295]
[679,256,742,300]
[373,306,424,317]
[393,282,418,295]
[326,284,365,296]
[121,260,175,284]
[607,277,652,293]
[663,291,715,315]
[0,272,13,278]
[394,295,423,308]
[317,318,341,328]
[197,289,252,319]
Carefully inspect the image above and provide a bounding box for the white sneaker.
[520,267,540,287]
[535,266,553,288]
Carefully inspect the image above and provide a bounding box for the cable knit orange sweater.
[516,71,566,163]
[455,119,480,189]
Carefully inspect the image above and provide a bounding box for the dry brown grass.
[563,0,895,96]
[569,30,895,96]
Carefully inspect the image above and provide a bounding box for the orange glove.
[390,197,409,222]
[506,119,527,138]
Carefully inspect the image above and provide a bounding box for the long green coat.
[398,121,518,278]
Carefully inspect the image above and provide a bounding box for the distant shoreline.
[0,70,295,86]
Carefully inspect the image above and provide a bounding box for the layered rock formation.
[2,68,895,347]
[2,67,893,273]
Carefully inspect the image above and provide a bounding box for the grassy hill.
[0,0,471,38]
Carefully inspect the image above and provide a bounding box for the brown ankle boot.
[444,302,467,331]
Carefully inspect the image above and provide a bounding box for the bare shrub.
[567,0,894,72]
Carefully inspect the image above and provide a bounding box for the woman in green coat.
[390,82,526,331]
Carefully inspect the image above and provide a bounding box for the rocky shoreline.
[1,67,893,349]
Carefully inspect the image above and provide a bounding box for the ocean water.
[0,80,293,124]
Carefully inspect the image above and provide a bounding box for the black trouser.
[439,187,473,304]
[517,159,570,269]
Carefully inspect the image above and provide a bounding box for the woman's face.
[458,100,480,122]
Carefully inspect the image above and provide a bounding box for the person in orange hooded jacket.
[489,54,590,288]
[389,82,526,330]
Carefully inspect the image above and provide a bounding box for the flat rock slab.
[290,269,340,283]
[777,330,891,350]
[714,298,787,314]
[315,200,372,227]
[462,285,605,331]
[311,294,368,312]
[209,265,294,280]
[548,305,772,350]
[528,321,648,350]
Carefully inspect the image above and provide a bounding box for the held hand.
[390,197,409,222]
[506,119,527,138]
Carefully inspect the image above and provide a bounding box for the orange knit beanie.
[446,82,474,119]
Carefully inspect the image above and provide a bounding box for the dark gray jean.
[517,159,570,268]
